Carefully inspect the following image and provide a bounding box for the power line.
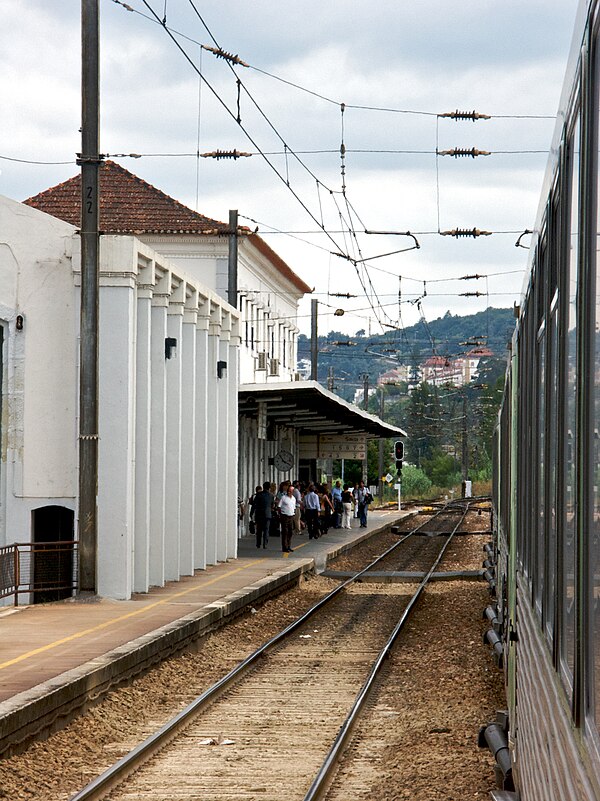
[137,0,352,262]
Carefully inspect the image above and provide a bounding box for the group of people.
[248,479,373,553]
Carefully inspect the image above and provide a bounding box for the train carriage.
[493,1,600,798]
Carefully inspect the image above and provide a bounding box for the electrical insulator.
[438,148,491,158]
[200,150,252,160]
[440,228,492,238]
[203,45,249,67]
[438,110,491,121]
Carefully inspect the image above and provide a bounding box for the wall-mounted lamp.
[165,337,177,359]
[15,314,24,331]
[217,360,227,378]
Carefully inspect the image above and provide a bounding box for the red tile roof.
[23,160,311,293]
[24,161,226,235]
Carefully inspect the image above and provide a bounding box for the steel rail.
[68,503,461,801]
[302,502,470,801]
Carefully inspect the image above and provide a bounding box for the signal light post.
[394,440,404,510]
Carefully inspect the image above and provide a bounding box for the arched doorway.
[32,505,75,602]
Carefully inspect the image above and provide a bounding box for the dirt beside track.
[326,580,504,801]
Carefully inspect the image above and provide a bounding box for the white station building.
[0,161,404,602]
[0,188,239,600]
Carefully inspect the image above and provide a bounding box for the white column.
[179,291,197,576]
[97,280,136,600]
[216,329,230,562]
[205,309,221,564]
[133,280,152,592]
[149,283,169,587]
[194,307,210,569]
[164,285,184,581]
[228,327,240,555]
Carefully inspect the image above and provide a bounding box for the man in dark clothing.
[250,480,274,548]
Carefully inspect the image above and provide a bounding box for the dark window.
[561,114,580,691]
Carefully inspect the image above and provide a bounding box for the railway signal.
[394,440,404,471]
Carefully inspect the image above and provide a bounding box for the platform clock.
[273,449,294,472]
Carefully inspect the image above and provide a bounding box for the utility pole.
[78,0,101,594]
[310,299,318,381]
[362,373,369,410]
[378,387,385,504]
[362,373,369,483]
[227,209,238,308]
[462,391,469,480]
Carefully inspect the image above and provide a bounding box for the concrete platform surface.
[0,509,409,749]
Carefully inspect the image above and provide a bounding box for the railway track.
[69,502,471,801]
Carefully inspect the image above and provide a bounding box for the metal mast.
[78,0,101,593]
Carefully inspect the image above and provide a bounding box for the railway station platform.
[0,508,410,753]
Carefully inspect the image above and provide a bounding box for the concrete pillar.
[164,282,184,581]
[179,289,197,576]
[133,273,152,592]
[194,306,210,569]
[216,328,230,562]
[228,325,240,554]
[97,279,136,599]
[149,275,170,587]
[205,306,221,564]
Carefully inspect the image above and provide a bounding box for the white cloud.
[0,0,581,333]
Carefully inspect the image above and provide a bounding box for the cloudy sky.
[1,0,581,336]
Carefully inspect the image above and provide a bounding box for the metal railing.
[0,541,78,605]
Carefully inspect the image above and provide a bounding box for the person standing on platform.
[303,483,321,539]
[356,480,370,527]
[352,482,360,517]
[341,485,353,529]
[319,484,335,537]
[278,484,297,553]
[251,481,274,549]
[332,480,343,528]
[292,480,302,534]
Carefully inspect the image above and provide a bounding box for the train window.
[536,319,546,618]
[560,114,580,691]
[545,294,559,645]
[592,45,600,728]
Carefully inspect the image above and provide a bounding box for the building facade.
[0,194,239,600]
[24,161,312,531]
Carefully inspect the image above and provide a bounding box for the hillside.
[298,306,514,401]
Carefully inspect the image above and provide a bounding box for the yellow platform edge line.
[0,558,269,672]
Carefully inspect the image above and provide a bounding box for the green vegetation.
[301,307,512,496]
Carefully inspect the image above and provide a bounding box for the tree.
[406,383,443,464]
[400,464,432,497]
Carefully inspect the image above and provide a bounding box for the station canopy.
[239,381,407,439]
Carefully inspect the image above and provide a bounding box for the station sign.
[299,434,367,460]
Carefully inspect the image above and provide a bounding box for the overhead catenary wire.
[107,0,534,333]
[111,0,558,249]
[110,0,558,121]
[136,0,352,263]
